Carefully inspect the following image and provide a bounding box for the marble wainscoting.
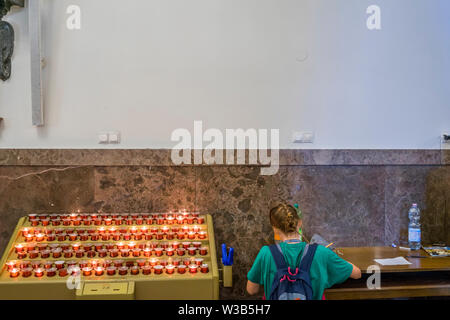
[0,149,448,299]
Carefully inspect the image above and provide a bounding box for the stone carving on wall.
[0,0,24,81]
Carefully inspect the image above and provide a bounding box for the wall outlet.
[108,131,121,144]
[98,132,109,144]
[292,131,314,143]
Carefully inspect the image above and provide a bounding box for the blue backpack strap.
[299,243,318,272]
[268,244,288,270]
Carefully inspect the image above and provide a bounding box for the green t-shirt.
[247,242,353,300]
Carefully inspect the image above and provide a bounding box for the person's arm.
[246,279,261,295]
[348,262,361,279]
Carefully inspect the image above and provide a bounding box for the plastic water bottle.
[408,203,421,250]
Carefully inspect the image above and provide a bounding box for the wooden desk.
[325,247,450,300]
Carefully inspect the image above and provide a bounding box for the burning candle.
[130,266,140,275]
[25,234,34,242]
[141,226,148,234]
[186,216,194,224]
[166,248,175,256]
[98,227,106,234]
[136,259,146,267]
[156,216,165,225]
[194,258,204,266]
[64,249,73,258]
[192,225,200,233]
[72,243,81,251]
[198,231,207,240]
[187,232,195,240]
[142,265,151,275]
[188,264,198,274]
[197,216,205,224]
[113,218,122,225]
[6,261,17,271]
[106,266,116,276]
[134,232,143,241]
[47,267,57,277]
[75,250,85,258]
[123,233,131,241]
[15,243,24,253]
[149,258,158,266]
[183,258,191,266]
[55,261,65,269]
[29,250,39,259]
[109,249,119,257]
[199,247,208,256]
[52,248,62,258]
[118,266,128,275]
[22,228,31,236]
[156,233,164,240]
[132,248,141,257]
[82,267,92,276]
[120,249,130,257]
[59,268,68,277]
[165,264,175,274]
[95,266,105,276]
[182,242,191,249]
[104,218,112,226]
[143,248,152,257]
[22,267,32,277]
[150,227,158,234]
[41,250,51,259]
[34,268,44,277]
[153,265,163,275]
[20,261,31,269]
[68,233,78,241]
[187,247,197,256]
[9,268,20,278]
[128,241,136,250]
[154,248,163,257]
[104,259,113,267]
[145,233,153,241]
[17,251,27,259]
[177,265,187,274]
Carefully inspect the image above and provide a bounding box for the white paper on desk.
[374,257,412,266]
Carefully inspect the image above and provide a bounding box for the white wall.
[0,0,449,149]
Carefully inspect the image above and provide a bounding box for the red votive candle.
[177,232,185,240]
[132,249,141,257]
[62,219,71,226]
[75,250,85,258]
[154,248,163,257]
[126,260,135,268]
[59,268,68,277]
[192,225,200,233]
[6,261,17,270]
[134,232,143,241]
[15,243,25,253]
[93,218,102,226]
[34,268,44,277]
[123,233,131,241]
[83,218,92,226]
[55,261,65,269]
[177,265,187,274]
[130,266,140,275]
[120,249,130,257]
[86,251,96,258]
[94,243,104,251]
[29,250,39,259]
[95,266,105,276]
[82,267,92,276]
[21,267,32,277]
[17,252,27,259]
[153,265,163,275]
[109,249,119,257]
[47,267,57,277]
[182,242,191,249]
[41,250,51,259]
[166,248,175,256]
[79,260,88,268]
[142,265,151,275]
[188,264,198,274]
[118,266,128,275]
[51,218,61,226]
[186,216,194,224]
[156,216,164,225]
[171,258,181,266]
[159,259,168,267]
[199,247,208,256]
[197,216,205,224]
[125,218,133,225]
[31,220,39,226]
[150,227,158,234]
[79,233,89,241]
[149,258,158,267]
[194,258,204,266]
[101,234,110,241]
[68,233,78,241]
[52,248,62,258]
[28,214,37,221]
[46,234,56,242]
[20,261,31,269]
[112,233,121,241]
[25,234,34,242]
[136,259,146,267]
[141,226,148,234]
[9,268,20,278]
[106,266,116,276]
[64,249,73,258]
[57,233,67,241]
[198,231,207,239]
[192,242,202,248]
[143,248,152,257]
[165,264,175,274]
[31,261,41,269]
[187,247,197,256]
[83,243,93,251]
[183,258,191,266]
[98,249,107,257]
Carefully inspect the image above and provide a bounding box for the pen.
[326,242,334,248]
[406,255,427,258]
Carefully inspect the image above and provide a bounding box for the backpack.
[268,243,318,300]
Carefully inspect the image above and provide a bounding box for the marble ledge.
[0,149,445,166]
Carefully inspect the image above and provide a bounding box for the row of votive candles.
[21,227,207,242]
[7,260,209,278]
[14,241,208,259]
[28,213,204,227]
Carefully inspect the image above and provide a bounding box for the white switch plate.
[108,131,121,144]
[292,131,314,143]
[98,132,109,144]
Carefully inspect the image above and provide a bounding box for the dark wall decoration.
[0,0,24,81]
